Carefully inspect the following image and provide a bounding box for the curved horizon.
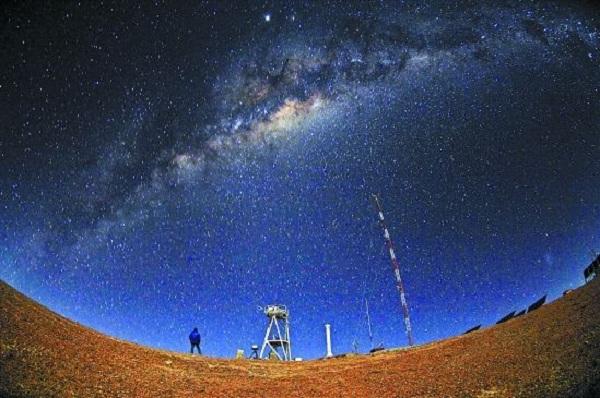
[1,0,599,360]
[2,277,599,397]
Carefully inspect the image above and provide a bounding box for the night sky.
[1,1,599,359]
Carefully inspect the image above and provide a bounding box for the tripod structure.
[259,304,292,361]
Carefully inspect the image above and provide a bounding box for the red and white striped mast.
[371,193,415,347]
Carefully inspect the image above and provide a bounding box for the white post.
[325,323,333,358]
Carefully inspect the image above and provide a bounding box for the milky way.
[1,1,599,358]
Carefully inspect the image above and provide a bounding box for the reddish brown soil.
[1,278,599,397]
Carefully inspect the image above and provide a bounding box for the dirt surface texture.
[1,278,599,397]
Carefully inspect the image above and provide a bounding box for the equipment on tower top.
[371,193,415,347]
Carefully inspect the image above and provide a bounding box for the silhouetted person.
[189,327,201,354]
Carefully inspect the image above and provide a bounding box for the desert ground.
[1,278,599,397]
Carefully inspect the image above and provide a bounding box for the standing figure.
[189,327,201,354]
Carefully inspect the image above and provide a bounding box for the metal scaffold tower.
[259,304,292,360]
[371,194,415,347]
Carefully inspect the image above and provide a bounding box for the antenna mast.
[364,298,374,349]
[371,193,415,346]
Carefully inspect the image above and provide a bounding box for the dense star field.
[1,1,599,359]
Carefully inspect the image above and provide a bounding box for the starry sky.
[1,1,599,359]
